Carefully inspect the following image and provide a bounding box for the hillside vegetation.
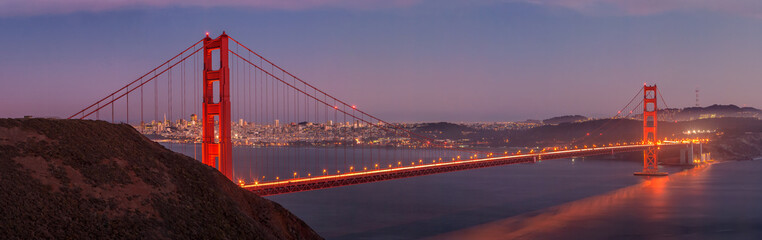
[0,118,322,239]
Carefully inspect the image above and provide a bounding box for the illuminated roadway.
[243,142,694,196]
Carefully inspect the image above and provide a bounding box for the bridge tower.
[635,84,667,176]
[202,32,233,180]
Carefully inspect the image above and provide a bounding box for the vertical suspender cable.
[126,87,129,124]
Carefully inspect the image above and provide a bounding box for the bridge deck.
[243,143,687,196]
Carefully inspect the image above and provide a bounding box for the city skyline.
[2,1,762,122]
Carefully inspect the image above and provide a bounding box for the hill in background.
[542,115,588,125]
[655,104,761,121]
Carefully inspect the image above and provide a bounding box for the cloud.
[0,0,421,17]
[512,0,762,18]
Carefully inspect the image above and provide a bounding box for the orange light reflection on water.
[429,163,713,240]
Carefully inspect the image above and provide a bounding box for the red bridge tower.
[635,84,667,176]
[202,32,233,180]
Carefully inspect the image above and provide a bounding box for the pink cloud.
[514,0,762,18]
[0,0,422,17]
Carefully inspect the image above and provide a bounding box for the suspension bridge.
[69,32,703,196]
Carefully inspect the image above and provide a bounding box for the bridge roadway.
[243,143,689,196]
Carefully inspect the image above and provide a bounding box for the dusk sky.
[2,0,761,122]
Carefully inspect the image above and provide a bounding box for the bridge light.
[352,105,356,109]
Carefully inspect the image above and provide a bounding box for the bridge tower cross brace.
[202,32,233,180]
[635,84,667,176]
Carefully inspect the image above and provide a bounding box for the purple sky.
[1,0,761,122]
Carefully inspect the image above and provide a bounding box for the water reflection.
[431,164,721,239]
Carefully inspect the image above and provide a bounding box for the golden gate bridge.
[69,32,704,196]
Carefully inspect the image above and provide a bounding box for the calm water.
[163,143,762,239]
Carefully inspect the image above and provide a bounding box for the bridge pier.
[679,144,694,165]
[634,146,668,176]
[679,142,710,165]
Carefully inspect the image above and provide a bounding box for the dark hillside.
[413,122,480,140]
[505,117,762,147]
[0,118,322,239]
[542,115,588,125]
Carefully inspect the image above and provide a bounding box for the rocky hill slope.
[0,118,322,239]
